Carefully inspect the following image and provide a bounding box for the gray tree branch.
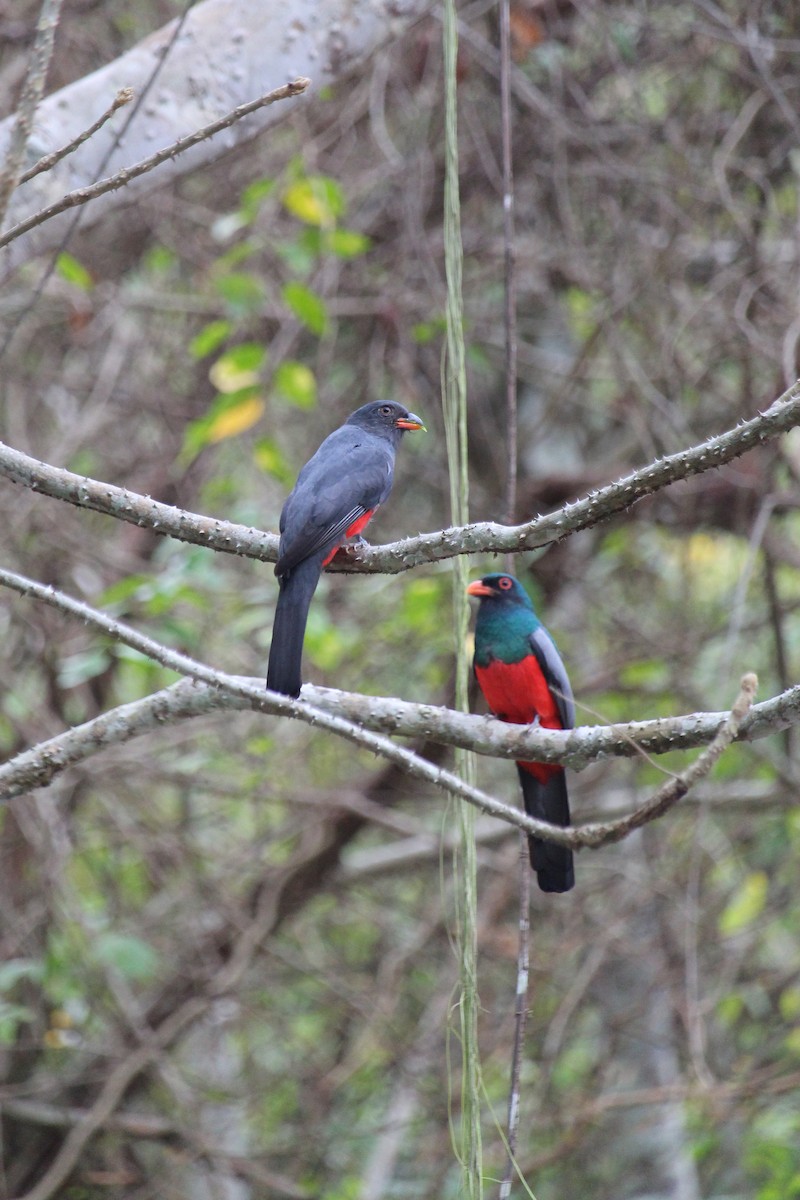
[0,79,310,252]
[0,0,438,274]
[17,89,134,187]
[0,567,781,854]
[1,382,799,572]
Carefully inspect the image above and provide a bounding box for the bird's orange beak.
[466,581,494,597]
[395,412,426,431]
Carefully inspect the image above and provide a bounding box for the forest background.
[1,1,800,1198]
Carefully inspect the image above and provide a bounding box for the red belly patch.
[475,656,562,782]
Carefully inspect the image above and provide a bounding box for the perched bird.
[267,400,425,697]
[467,573,575,893]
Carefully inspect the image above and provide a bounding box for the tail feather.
[516,764,574,894]
[267,558,321,697]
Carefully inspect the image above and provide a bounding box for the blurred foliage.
[2,0,800,1197]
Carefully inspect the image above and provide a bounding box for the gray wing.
[529,626,575,730]
[276,427,395,577]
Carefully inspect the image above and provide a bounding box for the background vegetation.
[2,1,800,1197]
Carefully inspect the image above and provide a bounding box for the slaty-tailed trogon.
[467,573,575,893]
[267,400,425,697]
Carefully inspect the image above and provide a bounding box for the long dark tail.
[267,558,321,697]
[516,764,575,894]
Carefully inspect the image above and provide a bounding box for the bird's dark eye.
[499,577,513,590]
[379,404,393,416]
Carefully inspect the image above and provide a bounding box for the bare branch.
[0,0,64,226]
[14,996,208,1200]
[0,1098,175,1139]
[0,443,279,560]
[1,383,798,571]
[1,567,797,812]
[18,88,135,186]
[573,674,759,848]
[0,79,310,251]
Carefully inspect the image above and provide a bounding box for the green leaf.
[274,360,317,408]
[189,320,232,359]
[56,252,93,292]
[565,286,598,340]
[240,178,275,220]
[93,932,159,981]
[780,986,800,1021]
[276,236,318,275]
[326,228,371,258]
[214,272,265,316]
[253,437,294,486]
[411,317,446,344]
[719,871,768,936]
[716,992,744,1025]
[283,282,327,335]
[619,659,671,688]
[143,245,177,274]
[209,343,266,392]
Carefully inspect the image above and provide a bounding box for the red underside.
[321,509,376,567]
[475,656,562,784]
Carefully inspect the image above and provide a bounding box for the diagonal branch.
[573,673,759,847]
[0,78,310,251]
[1,383,799,571]
[18,89,135,186]
[0,565,778,861]
[0,668,761,852]
[1,568,796,799]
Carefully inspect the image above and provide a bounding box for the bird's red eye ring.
[499,577,513,590]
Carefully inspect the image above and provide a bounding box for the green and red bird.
[467,573,575,893]
[267,400,425,697]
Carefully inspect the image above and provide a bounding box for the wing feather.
[276,426,395,577]
[528,627,575,729]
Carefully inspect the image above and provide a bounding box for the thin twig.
[573,674,759,848]
[497,2,526,1192]
[499,0,518,544]
[18,88,135,185]
[0,0,64,227]
[0,78,310,251]
[2,382,800,573]
[15,995,208,1200]
[0,0,194,361]
[499,833,530,1200]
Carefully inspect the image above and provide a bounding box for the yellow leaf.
[283,181,327,225]
[282,177,344,227]
[207,396,264,443]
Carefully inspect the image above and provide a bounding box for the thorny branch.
[18,88,135,186]
[0,567,773,851]
[0,78,310,251]
[1,382,799,571]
